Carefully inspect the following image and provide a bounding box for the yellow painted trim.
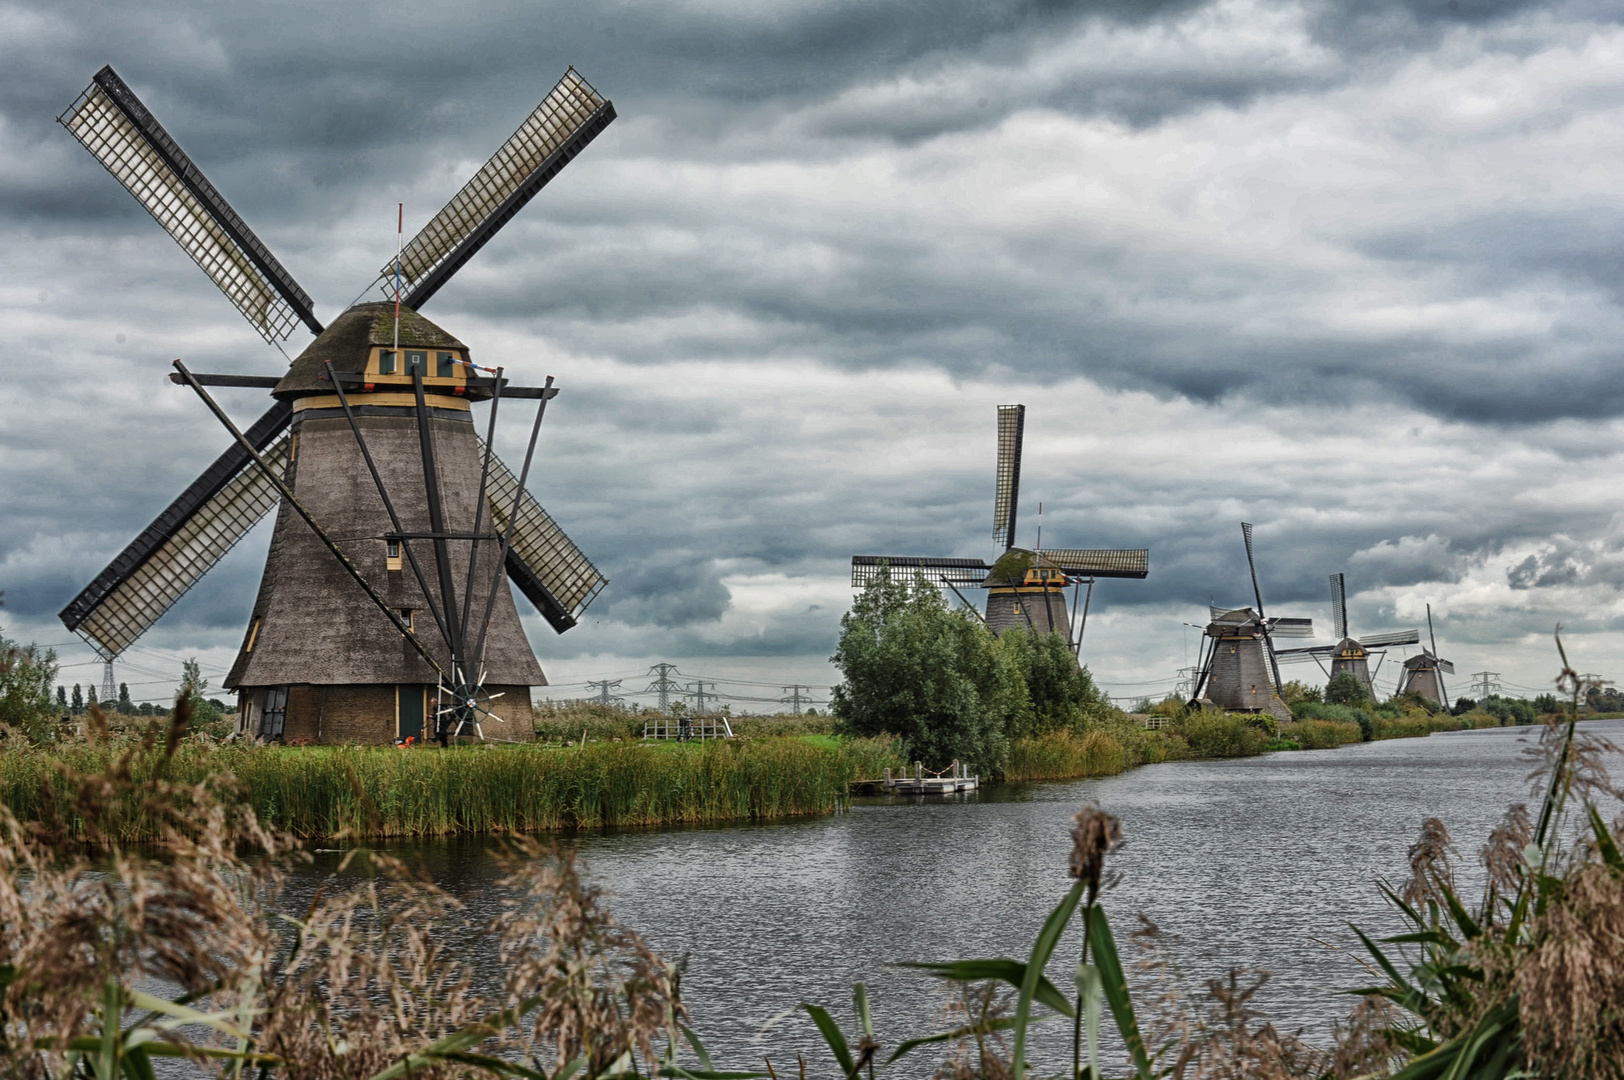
[245,618,260,652]
[293,392,471,412]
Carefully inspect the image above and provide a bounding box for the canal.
[318,720,1620,1074]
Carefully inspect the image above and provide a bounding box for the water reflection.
[301,721,1621,1074]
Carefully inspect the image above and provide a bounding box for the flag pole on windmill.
[393,202,403,357]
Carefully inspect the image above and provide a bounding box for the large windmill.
[850,404,1149,649]
[55,65,613,744]
[1395,604,1453,709]
[1272,573,1419,698]
[1188,523,1313,721]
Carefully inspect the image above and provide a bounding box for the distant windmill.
[1273,573,1419,698]
[55,65,614,744]
[1395,604,1454,709]
[1188,523,1313,721]
[850,404,1148,650]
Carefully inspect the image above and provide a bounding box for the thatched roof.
[274,303,468,400]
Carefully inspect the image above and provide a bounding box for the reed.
[0,735,903,842]
[1004,729,1139,781]
[1278,718,1362,749]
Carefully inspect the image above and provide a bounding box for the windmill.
[54,65,614,744]
[1272,573,1419,698]
[1188,523,1313,721]
[1395,604,1453,709]
[850,404,1148,650]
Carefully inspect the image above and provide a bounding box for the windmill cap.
[983,547,1063,587]
[272,303,471,400]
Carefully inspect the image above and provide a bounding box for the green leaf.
[1012,880,1086,1080]
[1077,963,1102,1080]
[123,989,251,1040]
[854,983,873,1040]
[99,978,121,1080]
[1589,803,1624,872]
[1440,885,1481,942]
[682,1024,716,1073]
[802,1004,856,1079]
[884,1016,1022,1065]
[118,1045,156,1080]
[898,960,1075,1018]
[1086,907,1152,1080]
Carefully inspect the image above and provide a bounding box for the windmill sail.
[1330,572,1347,639]
[1042,549,1149,579]
[851,555,988,589]
[389,68,615,309]
[1358,628,1421,648]
[60,405,294,659]
[477,437,606,633]
[57,67,322,344]
[992,404,1024,550]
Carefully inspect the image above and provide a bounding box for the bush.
[1324,670,1369,705]
[1279,718,1362,749]
[1179,712,1271,758]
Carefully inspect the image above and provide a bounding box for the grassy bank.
[1002,711,1279,781]
[0,735,902,842]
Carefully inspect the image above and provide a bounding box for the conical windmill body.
[1273,573,1419,698]
[1395,605,1453,708]
[1189,523,1312,721]
[55,65,613,743]
[851,405,1148,649]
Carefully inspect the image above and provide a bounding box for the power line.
[585,679,623,708]
[780,684,813,715]
[643,663,683,714]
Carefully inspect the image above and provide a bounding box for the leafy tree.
[71,684,83,714]
[1533,692,1558,714]
[1452,696,1478,716]
[55,686,66,709]
[995,628,1101,737]
[0,633,60,743]
[86,686,98,709]
[831,571,1018,774]
[117,682,132,714]
[178,658,221,729]
[1324,671,1369,705]
[1279,679,1321,706]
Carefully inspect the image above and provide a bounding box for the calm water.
[307,721,1622,1073]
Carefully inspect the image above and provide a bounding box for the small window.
[386,540,402,572]
[405,351,427,375]
[258,686,288,739]
[400,608,414,631]
[289,432,298,461]
[436,352,457,377]
[379,350,397,374]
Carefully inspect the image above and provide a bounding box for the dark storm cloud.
[8,0,1624,695]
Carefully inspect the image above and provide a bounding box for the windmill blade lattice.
[850,555,988,589]
[57,67,322,344]
[478,435,607,631]
[1330,572,1348,639]
[60,404,293,659]
[386,68,615,309]
[992,404,1024,550]
[1042,548,1149,579]
[1358,628,1421,648]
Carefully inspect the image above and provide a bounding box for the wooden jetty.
[854,761,978,795]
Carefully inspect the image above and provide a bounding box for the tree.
[1533,692,1558,715]
[117,682,133,714]
[0,633,60,743]
[997,628,1103,736]
[86,686,98,709]
[831,571,1017,774]
[178,658,218,723]
[71,684,83,714]
[1279,679,1321,706]
[55,686,66,709]
[1324,671,1369,705]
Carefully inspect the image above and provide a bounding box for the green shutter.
[437,352,456,377]
[379,350,396,374]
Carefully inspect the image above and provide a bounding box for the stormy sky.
[4,0,1624,707]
